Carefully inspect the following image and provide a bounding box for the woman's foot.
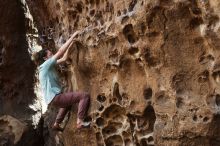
[76,122,91,129]
[76,118,91,129]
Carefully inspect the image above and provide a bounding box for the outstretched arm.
[56,41,74,64]
[53,31,80,60]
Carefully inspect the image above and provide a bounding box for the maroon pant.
[51,92,90,124]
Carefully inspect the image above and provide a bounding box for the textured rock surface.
[1,0,220,146]
[25,0,220,146]
[0,115,27,145]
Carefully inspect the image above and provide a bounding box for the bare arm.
[56,41,74,64]
[53,31,80,60]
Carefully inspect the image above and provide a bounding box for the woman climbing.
[33,31,91,130]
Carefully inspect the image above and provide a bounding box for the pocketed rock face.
[25,0,220,146]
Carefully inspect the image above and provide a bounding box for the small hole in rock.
[127,35,135,43]
[86,16,90,22]
[189,17,203,29]
[140,138,147,146]
[112,98,117,102]
[123,24,137,44]
[203,117,209,122]
[144,48,159,67]
[216,94,220,106]
[207,54,214,61]
[121,16,129,24]
[198,70,209,83]
[113,82,122,101]
[143,88,152,100]
[193,115,197,121]
[192,8,202,15]
[95,11,102,19]
[176,97,184,108]
[117,10,121,16]
[96,117,104,127]
[128,0,137,12]
[98,105,104,111]
[212,71,220,83]
[199,56,205,63]
[95,113,99,117]
[130,100,135,107]
[100,19,104,25]
[105,1,110,12]
[71,12,78,19]
[76,3,83,13]
[97,94,106,102]
[90,9,95,16]
[56,3,60,10]
[128,47,139,55]
[143,105,156,132]
[148,136,154,142]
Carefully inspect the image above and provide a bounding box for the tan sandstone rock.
[24,0,220,145]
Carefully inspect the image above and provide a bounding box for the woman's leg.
[77,93,90,120]
[52,92,90,124]
[55,107,71,124]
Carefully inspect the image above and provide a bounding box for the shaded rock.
[0,115,27,145]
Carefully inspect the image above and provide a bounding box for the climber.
[32,31,91,130]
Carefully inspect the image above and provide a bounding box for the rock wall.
[0,0,36,120]
[3,0,220,146]
[0,0,44,145]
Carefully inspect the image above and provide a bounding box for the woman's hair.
[32,49,47,66]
